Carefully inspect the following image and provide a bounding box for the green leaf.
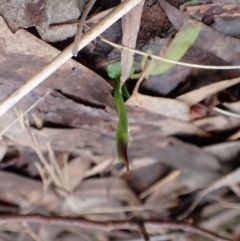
[106,61,135,99]
[107,62,122,79]
[113,75,129,173]
[142,19,202,78]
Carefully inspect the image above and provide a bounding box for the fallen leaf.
[0,0,82,42]
[181,167,240,219]
[183,1,240,39]
[62,156,91,192]
[200,209,240,231]
[0,142,7,161]
[194,115,240,132]
[61,177,140,219]
[223,101,240,114]
[0,171,60,212]
[127,95,191,121]
[120,0,144,84]
[129,136,220,190]
[158,0,183,30]
[196,24,240,65]
[203,141,240,163]
[0,16,112,107]
[177,77,240,106]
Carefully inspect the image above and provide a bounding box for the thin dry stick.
[0,214,230,241]
[133,56,152,96]
[72,0,96,56]
[101,38,240,70]
[0,0,142,116]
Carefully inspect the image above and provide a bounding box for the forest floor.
[0,0,240,240]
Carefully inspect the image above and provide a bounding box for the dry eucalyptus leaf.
[61,177,140,216]
[203,141,240,163]
[181,167,240,219]
[223,101,240,114]
[194,115,240,132]
[0,0,81,42]
[177,77,240,106]
[62,156,91,191]
[121,0,144,84]
[127,95,191,121]
[0,142,7,161]
[0,171,60,212]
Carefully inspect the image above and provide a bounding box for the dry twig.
[0,214,230,241]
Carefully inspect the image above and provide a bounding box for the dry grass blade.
[0,0,143,116]
[22,222,44,241]
[177,77,240,106]
[67,202,176,215]
[139,170,181,199]
[120,0,144,85]
[0,91,49,137]
[84,158,113,178]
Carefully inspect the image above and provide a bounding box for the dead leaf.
[181,167,240,219]
[0,142,7,161]
[60,177,140,219]
[223,101,240,114]
[204,141,240,163]
[0,171,60,212]
[177,77,240,106]
[120,0,144,84]
[62,156,91,191]
[0,16,112,108]
[0,0,82,42]
[194,115,240,132]
[183,1,240,39]
[127,95,191,121]
[200,209,240,231]
[129,136,220,190]
[196,24,240,65]
[158,0,183,30]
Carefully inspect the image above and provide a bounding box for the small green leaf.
[107,61,136,80]
[107,62,122,79]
